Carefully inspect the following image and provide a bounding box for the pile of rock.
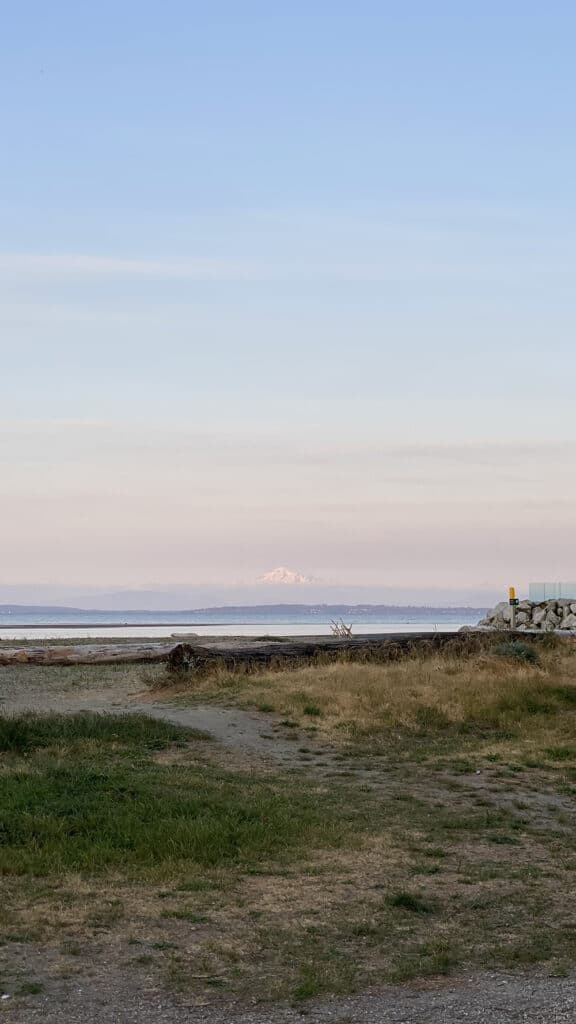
[478,600,576,632]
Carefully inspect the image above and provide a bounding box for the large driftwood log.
[0,642,177,666]
[166,633,466,675]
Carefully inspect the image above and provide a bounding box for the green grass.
[0,711,203,754]
[545,745,576,761]
[161,909,207,923]
[389,890,433,914]
[389,939,458,981]
[0,713,364,877]
[16,981,44,996]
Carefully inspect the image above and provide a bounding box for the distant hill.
[0,602,488,617]
[0,604,90,615]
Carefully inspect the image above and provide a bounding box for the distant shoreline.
[0,618,484,631]
[0,621,342,630]
[0,603,491,614]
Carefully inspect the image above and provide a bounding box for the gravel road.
[6,969,575,1023]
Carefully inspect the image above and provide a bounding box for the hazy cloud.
[1,420,575,591]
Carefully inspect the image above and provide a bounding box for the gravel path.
[6,969,576,1023]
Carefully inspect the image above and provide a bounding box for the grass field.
[0,713,360,877]
[2,639,576,1006]
[168,636,576,760]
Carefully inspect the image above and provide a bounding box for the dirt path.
[0,667,342,771]
[7,967,576,1023]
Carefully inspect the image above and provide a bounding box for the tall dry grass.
[181,639,576,755]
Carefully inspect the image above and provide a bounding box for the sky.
[1,2,575,606]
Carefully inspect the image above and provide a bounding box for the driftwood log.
[166,633,472,676]
[0,642,177,666]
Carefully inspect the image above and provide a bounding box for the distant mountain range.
[0,582,504,610]
[0,603,488,618]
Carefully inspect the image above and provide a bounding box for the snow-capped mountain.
[256,567,315,585]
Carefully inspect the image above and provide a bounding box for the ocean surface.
[0,607,486,641]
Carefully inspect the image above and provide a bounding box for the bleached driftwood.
[0,642,177,666]
[330,619,353,637]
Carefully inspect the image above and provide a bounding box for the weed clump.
[389,891,433,914]
[494,641,539,665]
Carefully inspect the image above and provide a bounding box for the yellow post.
[509,587,517,630]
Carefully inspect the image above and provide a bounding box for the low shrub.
[493,641,539,665]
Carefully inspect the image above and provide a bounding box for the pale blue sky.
[1,3,574,600]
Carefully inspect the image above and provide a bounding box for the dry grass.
[167,638,576,758]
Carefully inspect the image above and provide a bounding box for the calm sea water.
[0,608,486,641]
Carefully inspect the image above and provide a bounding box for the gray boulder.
[492,601,508,616]
[476,598,576,632]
